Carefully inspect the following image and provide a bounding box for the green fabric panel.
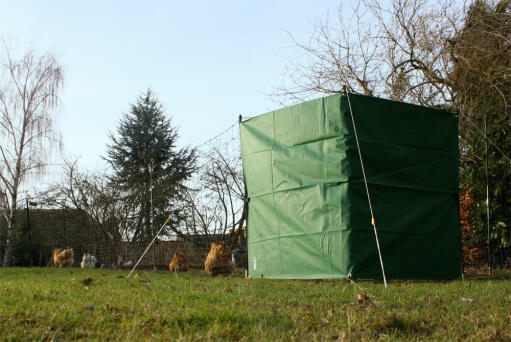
[243,150,273,197]
[272,138,351,193]
[273,95,346,146]
[275,184,344,236]
[343,182,460,279]
[248,194,277,242]
[343,94,459,194]
[359,140,457,194]
[241,93,461,280]
[240,112,274,156]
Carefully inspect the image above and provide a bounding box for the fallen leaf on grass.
[82,277,93,286]
[356,294,374,307]
[357,294,369,302]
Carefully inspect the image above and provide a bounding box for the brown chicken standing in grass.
[169,251,189,272]
[53,248,74,268]
[204,242,233,276]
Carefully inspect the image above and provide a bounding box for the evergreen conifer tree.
[106,90,196,246]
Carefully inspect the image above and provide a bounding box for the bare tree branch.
[0,42,63,265]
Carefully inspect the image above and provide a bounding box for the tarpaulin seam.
[337,98,346,277]
[288,134,346,148]
[248,181,348,198]
[241,132,456,157]
[248,177,457,199]
[247,222,460,236]
[360,157,454,178]
[319,175,336,273]
[248,228,348,241]
[250,227,458,244]
[349,92,458,117]
[328,228,460,237]
[275,140,350,159]
[345,91,388,288]
[357,136,455,154]
[348,180,457,195]
[242,135,344,157]
[271,110,283,275]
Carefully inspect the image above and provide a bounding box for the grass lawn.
[0,268,510,341]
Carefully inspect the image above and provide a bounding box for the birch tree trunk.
[0,42,63,266]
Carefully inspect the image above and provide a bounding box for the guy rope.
[343,86,388,289]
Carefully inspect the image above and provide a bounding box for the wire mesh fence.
[15,207,247,270]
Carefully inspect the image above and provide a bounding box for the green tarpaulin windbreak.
[240,92,461,280]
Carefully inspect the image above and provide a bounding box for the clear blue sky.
[0,1,339,171]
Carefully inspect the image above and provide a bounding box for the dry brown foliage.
[460,189,485,265]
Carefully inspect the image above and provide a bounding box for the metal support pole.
[484,115,491,275]
[150,162,156,271]
[25,199,31,239]
[25,199,32,266]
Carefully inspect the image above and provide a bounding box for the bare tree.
[274,0,465,107]
[0,42,63,265]
[40,161,139,264]
[178,142,247,249]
